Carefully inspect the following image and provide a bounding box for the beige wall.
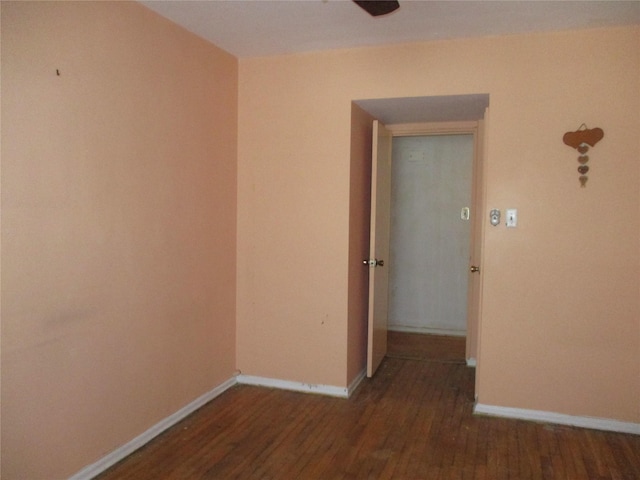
[1,2,238,478]
[237,27,639,422]
[236,57,353,387]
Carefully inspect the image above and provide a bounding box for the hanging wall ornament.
[563,124,604,187]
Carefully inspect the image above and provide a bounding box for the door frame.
[386,119,486,366]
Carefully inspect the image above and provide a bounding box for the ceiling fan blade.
[353,0,400,17]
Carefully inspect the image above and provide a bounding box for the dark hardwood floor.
[387,330,466,362]
[97,333,640,479]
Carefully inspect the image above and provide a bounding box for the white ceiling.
[139,0,639,123]
[140,0,640,58]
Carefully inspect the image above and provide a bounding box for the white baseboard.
[474,403,640,435]
[69,377,237,480]
[388,325,466,337]
[466,357,477,367]
[237,374,349,398]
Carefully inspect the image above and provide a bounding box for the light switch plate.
[506,209,517,227]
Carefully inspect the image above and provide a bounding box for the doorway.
[355,95,489,379]
[364,118,485,374]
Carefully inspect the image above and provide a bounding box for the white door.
[388,134,474,335]
[366,120,392,377]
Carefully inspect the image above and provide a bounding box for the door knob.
[470,265,480,273]
[363,259,384,267]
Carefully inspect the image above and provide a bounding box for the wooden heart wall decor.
[563,124,604,187]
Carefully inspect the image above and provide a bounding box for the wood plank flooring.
[97,334,640,479]
[387,330,466,362]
